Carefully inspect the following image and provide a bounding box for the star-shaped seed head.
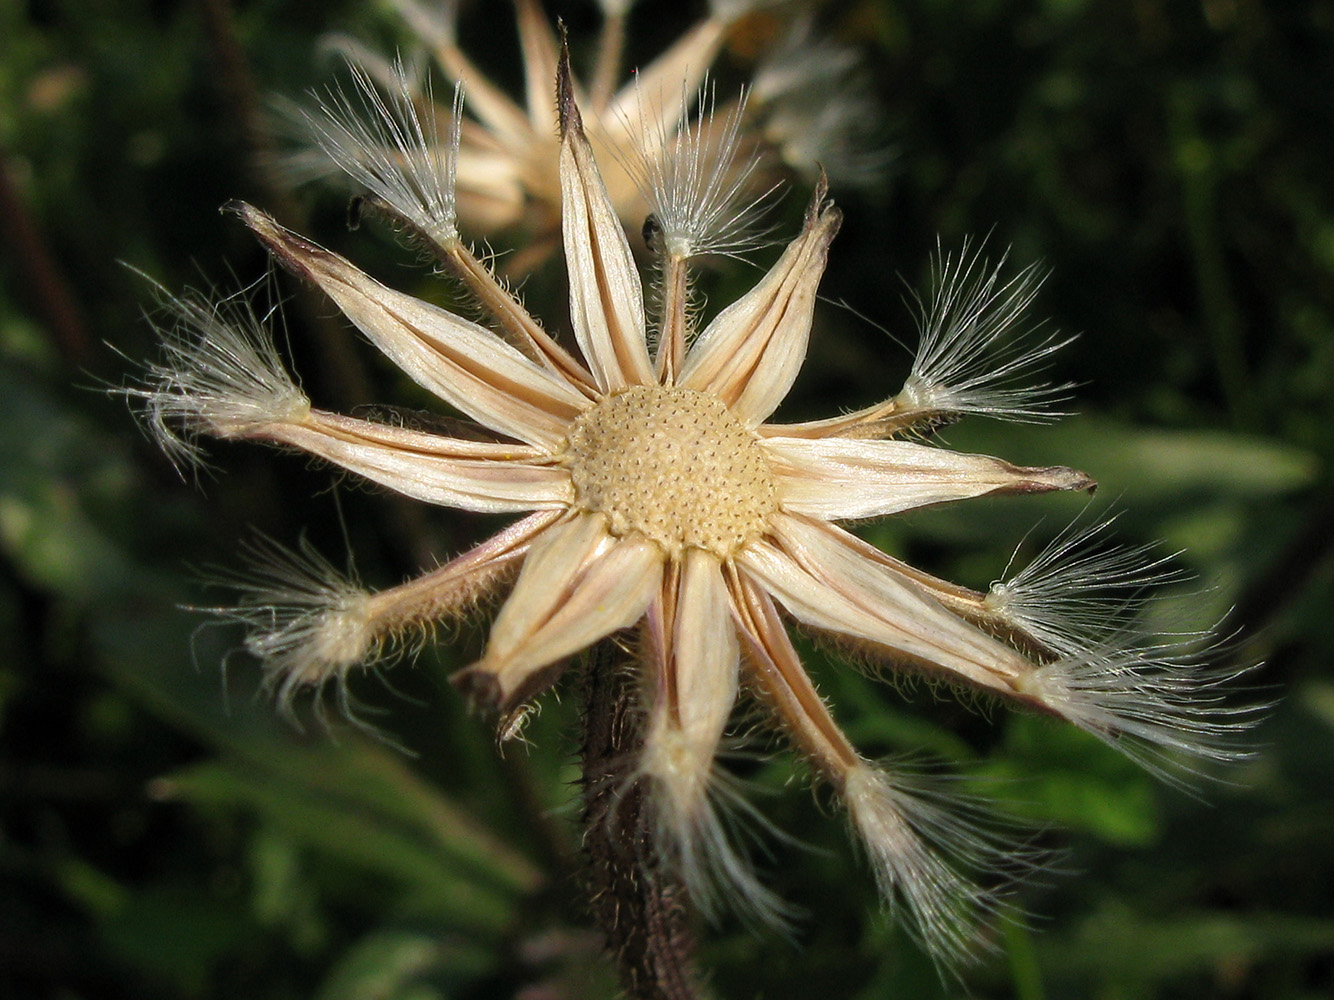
[129,38,1262,972]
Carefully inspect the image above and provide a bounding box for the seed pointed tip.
[556,22,583,140]
[227,199,281,242]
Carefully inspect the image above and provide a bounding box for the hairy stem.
[581,642,702,1000]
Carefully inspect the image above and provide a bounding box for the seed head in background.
[280,0,887,269]
[129,37,1262,981]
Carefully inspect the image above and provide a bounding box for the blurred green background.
[3,1,1332,997]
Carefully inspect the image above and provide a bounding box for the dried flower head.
[133,49,1260,971]
[282,0,885,266]
[748,12,892,186]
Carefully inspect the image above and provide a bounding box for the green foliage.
[3,1,1332,998]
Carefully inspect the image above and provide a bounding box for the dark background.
[2,1,1332,997]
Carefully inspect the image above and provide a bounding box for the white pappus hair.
[987,510,1190,658]
[125,274,309,475]
[1018,633,1265,788]
[635,735,798,933]
[899,239,1075,422]
[624,78,778,261]
[841,760,1050,969]
[302,55,463,247]
[988,510,1266,785]
[211,534,378,721]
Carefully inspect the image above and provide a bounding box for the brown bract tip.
[1068,469,1098,493]
[451,665,503,712]
[804,169,841,233]
[1031,466,1098,494]
[452,661,570,718]
[556,24,582,140]
[227,201,326,281]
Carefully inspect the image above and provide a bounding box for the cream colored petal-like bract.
[643,550,787,924]
[238,204,589,449]
[679,191,840,423]
[786,512,994,626]
[348,510,564,651]
[559,103,654,391]
[664,549,739,750]
[261,410,573,513]
[466,515,663,709]
[733,571,1029,965]
[730,569,859,775]
[486,513,612,654]
[740,519,1032,696]
[765,435,1095,520]
[757,399,907,441]
[283,411,547,461]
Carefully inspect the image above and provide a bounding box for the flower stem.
[580,642,702,1000]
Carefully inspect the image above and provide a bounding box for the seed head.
[133,42,1261,973]
[566,386,777,557]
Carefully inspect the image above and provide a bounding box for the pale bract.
[134,47,1261,971]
